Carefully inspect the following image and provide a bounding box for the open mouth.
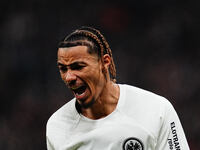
[71,85,87,98]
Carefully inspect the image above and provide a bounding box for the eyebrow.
[57,62,65,66]
[57,61,86,67]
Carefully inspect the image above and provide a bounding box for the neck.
[81,81,120,120]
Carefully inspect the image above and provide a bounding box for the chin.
[78,97,95,109]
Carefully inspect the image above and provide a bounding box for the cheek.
[60,72,66,83]
[82,68,100,83]
[83,69,105,92]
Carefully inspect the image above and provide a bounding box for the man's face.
[57,46,106,108]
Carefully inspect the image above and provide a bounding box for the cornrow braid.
[58,26,117,82]
[79,27,116,82]
[76,30,105,62]
[59,30,102,57]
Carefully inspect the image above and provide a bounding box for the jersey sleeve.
[155,99,190,150]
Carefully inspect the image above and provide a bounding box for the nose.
[65,71,77,86]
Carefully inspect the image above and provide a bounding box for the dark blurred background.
[0,0,199,149]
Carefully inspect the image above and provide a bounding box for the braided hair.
[58,26,116,82]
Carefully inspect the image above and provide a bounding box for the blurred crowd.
[0,0,199,149]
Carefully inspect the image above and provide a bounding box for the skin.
[57,46,120,119]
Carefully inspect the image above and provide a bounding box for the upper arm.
[155,99,190,150]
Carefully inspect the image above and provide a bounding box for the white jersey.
[46,84,190,150]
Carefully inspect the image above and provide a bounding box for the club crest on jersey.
[123,137,143,150]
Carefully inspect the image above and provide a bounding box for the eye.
[59,66,67,72]
[71,64,84,70]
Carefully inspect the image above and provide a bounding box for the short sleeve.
[155,99,190,150]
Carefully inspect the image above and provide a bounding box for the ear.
[102,54,111,70]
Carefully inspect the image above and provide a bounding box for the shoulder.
[119,84,171,108]
[46,99,80,149]
[118,84,174,135]
[46,98,79,133]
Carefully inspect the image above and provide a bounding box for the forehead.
[57,46,98,64]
